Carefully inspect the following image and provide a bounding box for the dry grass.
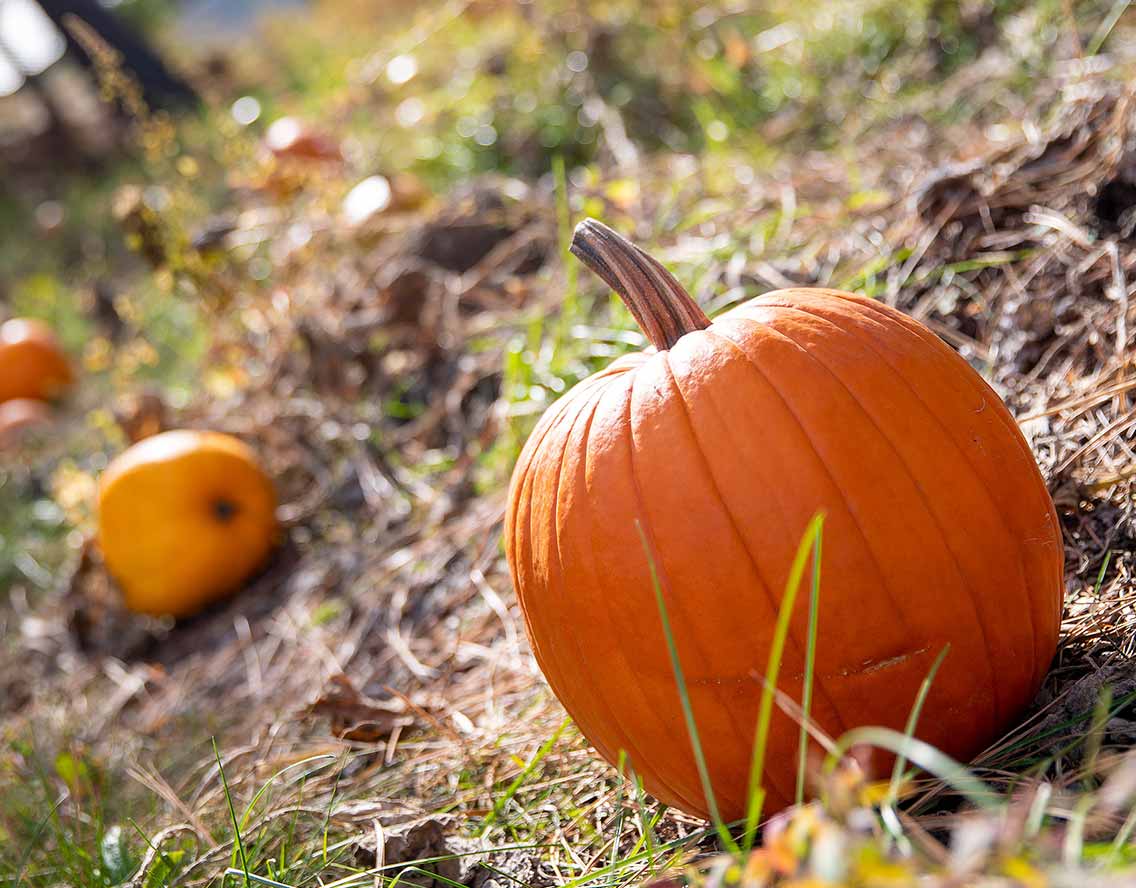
[2,2,1136,886]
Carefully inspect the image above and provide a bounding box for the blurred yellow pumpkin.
[97,430,278,618]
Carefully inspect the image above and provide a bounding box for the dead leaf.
[352,815,485,888]
[307,673,416,741]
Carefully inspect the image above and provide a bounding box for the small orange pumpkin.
[0,318,73,405]
[98,430,278,618]
[506,220,1064,822]
[0,398,53,448]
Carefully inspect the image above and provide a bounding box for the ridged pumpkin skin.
[506,277,1063,822]
[0,398,52,447]
[98,430,278,618]
[0,319,73,404]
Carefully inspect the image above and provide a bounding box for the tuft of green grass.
[795,522,823,808]
[884,643,951,808]
[637,512,826,853]
[743,513,826,847]
[636,519,735,852]
[214,738,252,885]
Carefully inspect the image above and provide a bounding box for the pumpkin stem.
[570,218,711,350]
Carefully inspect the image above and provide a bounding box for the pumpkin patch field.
[2,3,1136,887]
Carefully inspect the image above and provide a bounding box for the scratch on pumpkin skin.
[686,645,933,687]
[688,676,752,687]
[837,645,932,678]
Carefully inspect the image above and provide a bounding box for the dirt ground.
[2,4,1136,885]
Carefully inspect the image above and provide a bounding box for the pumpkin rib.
[513,374,710,815]
[658,351,842,812]
[508,365,628,576]
[660,351,852,742]
[576,380,714,814]
[514,388,625,751]
[547,393,633,764]
[762,292,1061,687]
[703,323,1004,734]
[826,292,1058,534]
[758,301,1046,686]
[626,362,780,815]
[585,373,720,813]
[551,386,680,791]
[699,328,923,642]
[718,318,1010,724]
[509,397,582,707]
[654,354,804,810]
[663,330,940,724]
[764,293,1044,479]
[816,291,1042,464]
[807,293,1065,682]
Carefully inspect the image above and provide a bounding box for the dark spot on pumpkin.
[212,499,239,522]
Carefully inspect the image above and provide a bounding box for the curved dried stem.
[570,218,710,350]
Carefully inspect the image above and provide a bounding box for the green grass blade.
[1087,0,1132,55]
[610,773,660,869]
[128,818,185,883]
[239,754,337,832]
[825,726,996,810]
[744,512,826,847]
[1107,802,1136,863]
[13,796,65,888]
[608,750,628,874]
[795,522,823,805]
[1083,686,1113,787]
[1094,551,1113,595]
[553,153,579,351]
[635,520,738,853]
[886,643,951,805]
[479,717,569,836]
[321,754,348,863]
[226,869,298,888]
[214,738,251,887]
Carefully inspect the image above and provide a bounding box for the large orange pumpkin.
[0,318,73,405]
[505,220,1063,822]
[98,430,278,618]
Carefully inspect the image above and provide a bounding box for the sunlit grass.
[3,0,1136,885]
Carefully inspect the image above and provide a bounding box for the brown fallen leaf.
[114,389,168,443]
[307,673,416,741]
[352,815,485,888]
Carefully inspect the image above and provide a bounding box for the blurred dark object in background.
[34,0,197,110]
[0,0,197,175]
